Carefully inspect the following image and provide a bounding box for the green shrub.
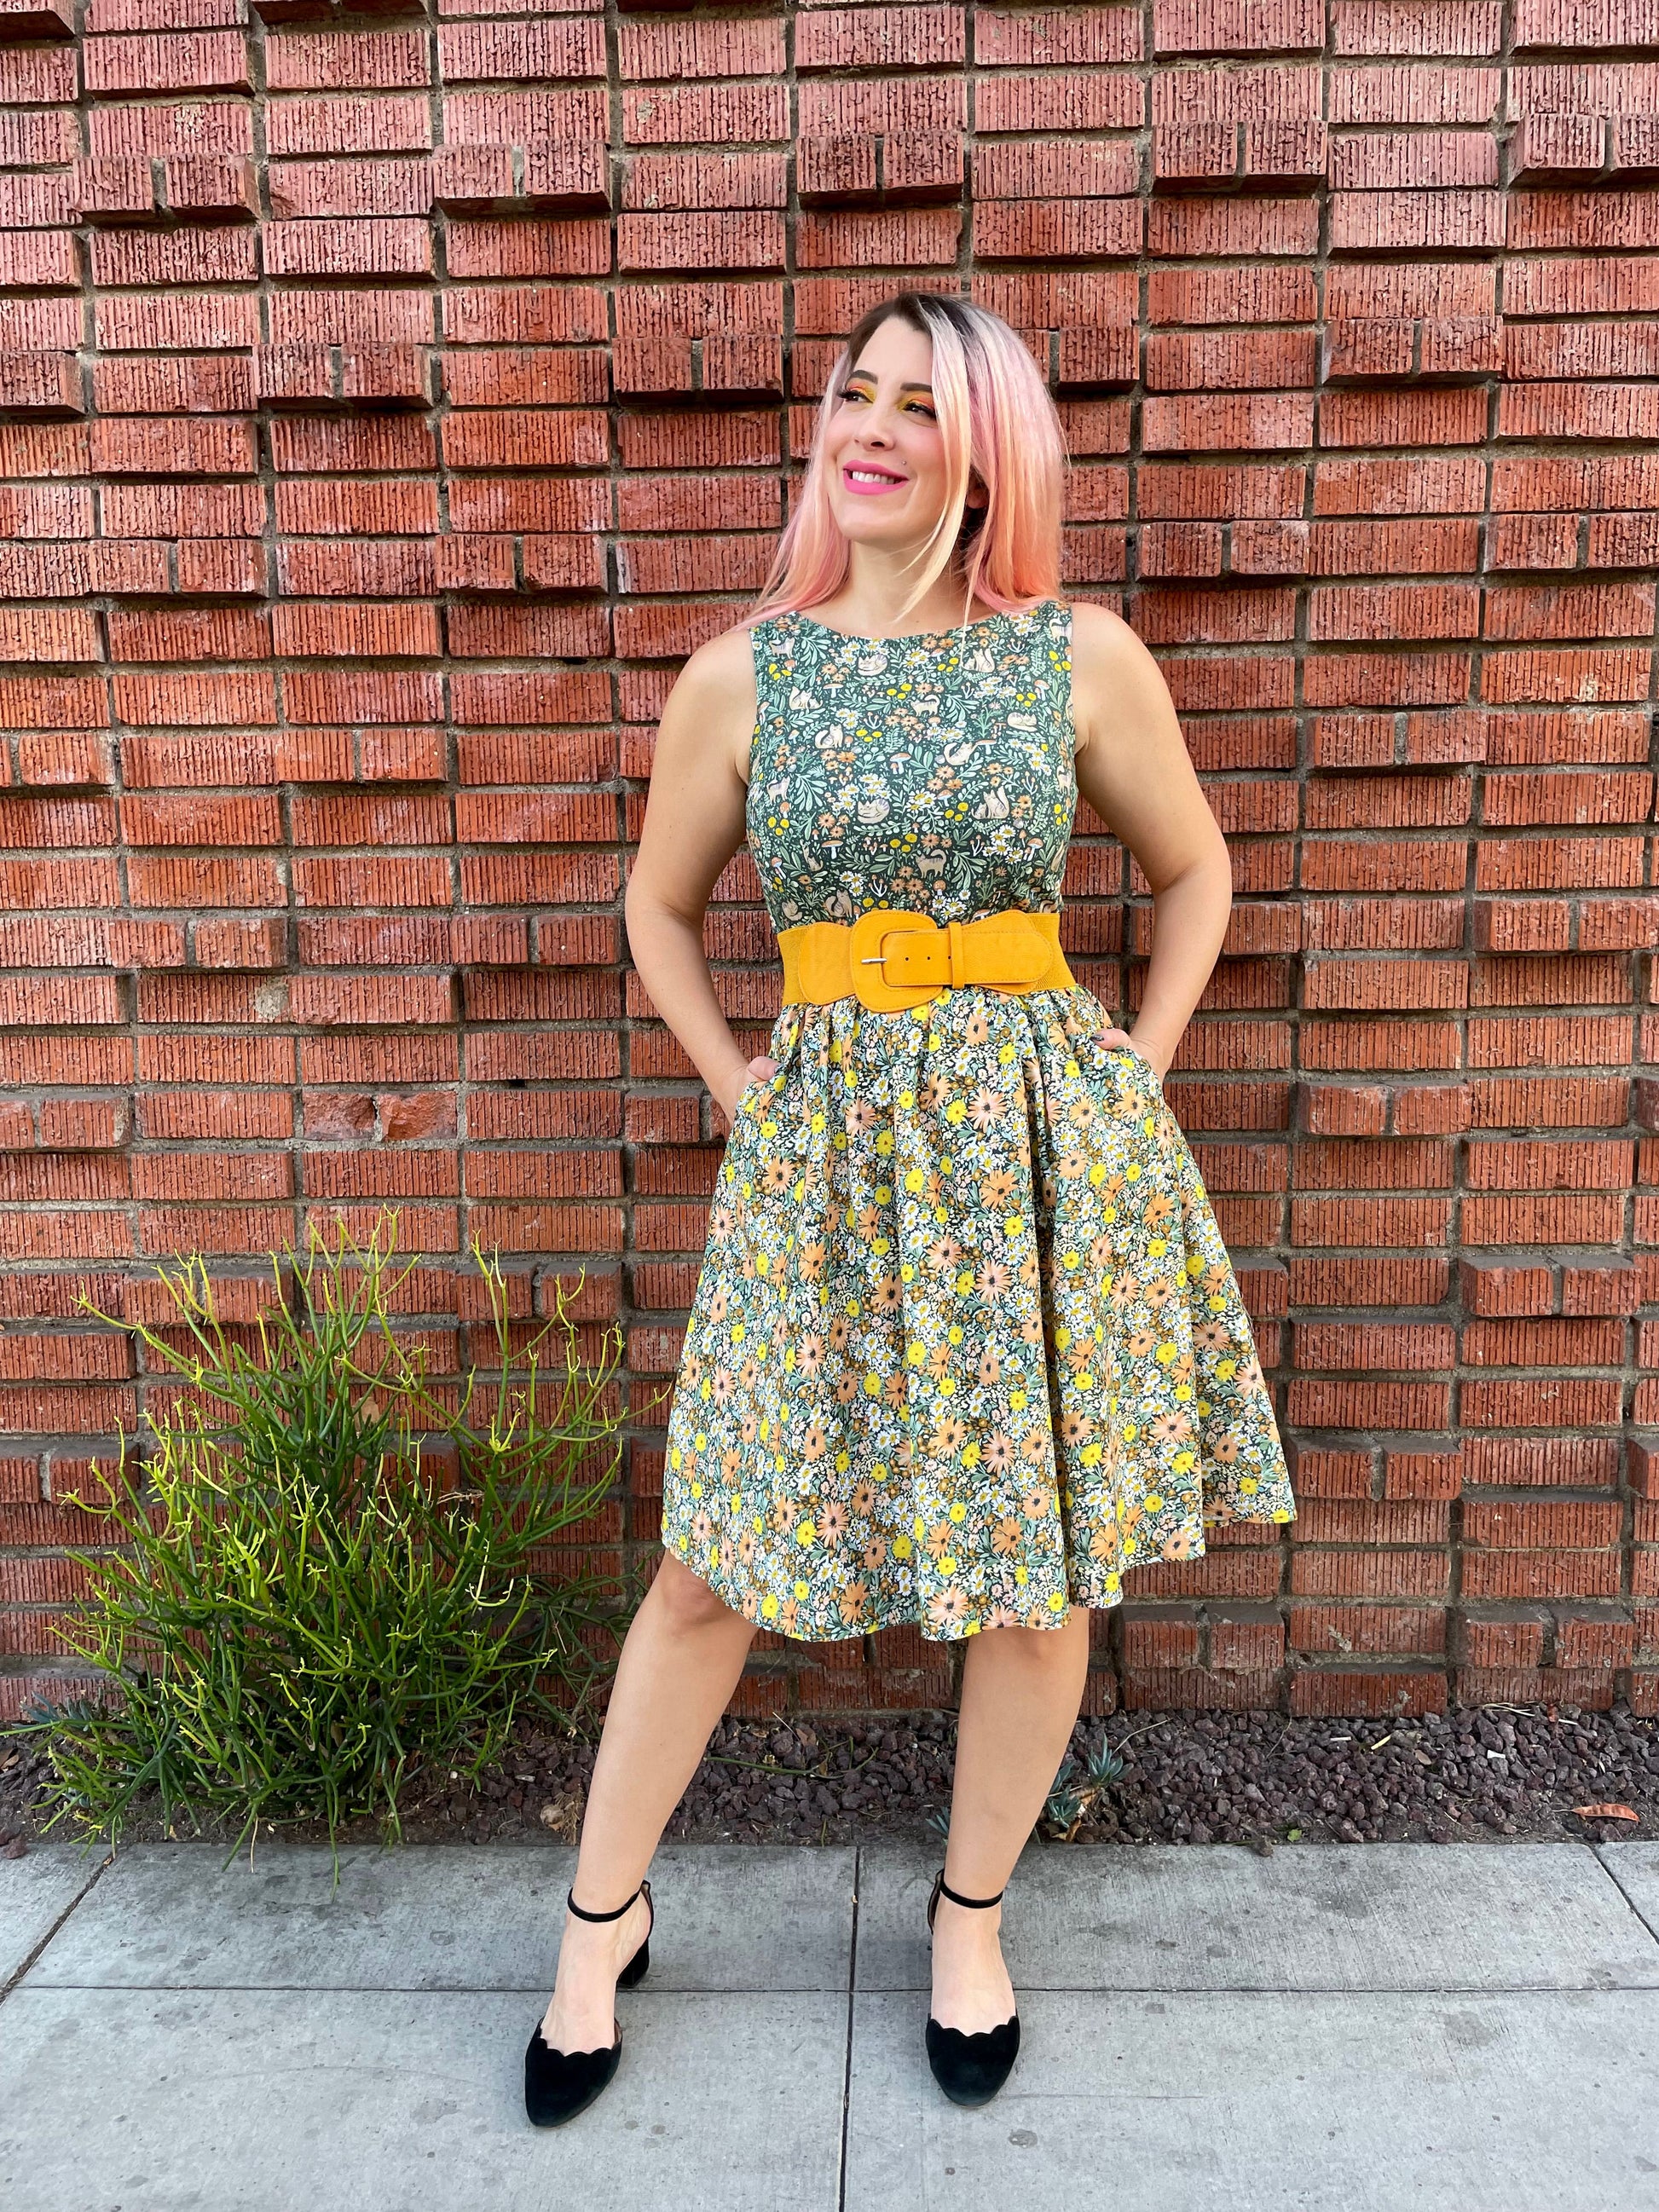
[7,1211,639,1868]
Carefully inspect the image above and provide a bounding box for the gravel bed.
[3,1701,1656,1859]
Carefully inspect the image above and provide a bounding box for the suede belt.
[778,907,1075,1014]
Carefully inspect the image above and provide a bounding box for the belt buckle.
[847,909,945,1012]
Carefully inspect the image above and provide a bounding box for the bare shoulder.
[1066,596,1136,657]
[665,621,762,785]
[1064,598,1170,760]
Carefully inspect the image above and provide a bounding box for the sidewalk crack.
[0,1847,113,2009]
[1590,1843,1659,1957]
[836,1845,858,2212]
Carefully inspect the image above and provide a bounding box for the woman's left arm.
[1068,600,1234,1082]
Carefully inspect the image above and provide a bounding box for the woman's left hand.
[1096,1025,1167,1082]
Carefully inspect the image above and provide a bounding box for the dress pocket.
[1110,1042,1164,1094]
[731,1009,806,1126]
[725,1063,785,1155]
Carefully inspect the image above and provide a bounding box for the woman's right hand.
[720,1055,777,1127]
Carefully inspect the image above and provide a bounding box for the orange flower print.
[928,1586,972,1631]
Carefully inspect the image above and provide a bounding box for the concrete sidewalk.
[1,1835,1656,2210]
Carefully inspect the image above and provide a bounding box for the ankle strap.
[936,1869,1005,1909]
[567,1880,644,1922]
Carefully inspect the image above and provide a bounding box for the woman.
[527,290,1295,2126]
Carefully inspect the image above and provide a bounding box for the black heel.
[524,1878,654,2128]
[924,1868,1020,2106]
[616,1878,652,1989]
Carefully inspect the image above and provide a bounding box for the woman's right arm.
[624,626,775,1127]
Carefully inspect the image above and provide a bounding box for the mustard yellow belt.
[778,906,1075,1014]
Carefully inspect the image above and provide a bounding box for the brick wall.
[3,0,1658,1727]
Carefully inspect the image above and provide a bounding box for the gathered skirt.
[660,980,1295,1642]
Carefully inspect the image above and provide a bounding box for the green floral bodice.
[744,599,1077,930]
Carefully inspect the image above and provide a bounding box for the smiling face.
[824,312,984,558]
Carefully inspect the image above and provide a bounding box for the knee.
[979,1608,1090,1666]
[652,1549,754,1635]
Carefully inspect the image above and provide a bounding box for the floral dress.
[660,598,1295,1642]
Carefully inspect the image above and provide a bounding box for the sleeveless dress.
[659,598,1295,1643]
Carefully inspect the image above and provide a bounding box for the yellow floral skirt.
[661,983,1294,1642]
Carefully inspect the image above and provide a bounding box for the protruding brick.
[256,343,431,410]
[0,0,72,35]
[432,141,610,214]
[75,155,257,225]
[1512,113,1608,182]
[0,352,80,417]
[254,1,419,18]
[798,131,962,205]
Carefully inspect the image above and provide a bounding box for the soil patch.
[3,1701,1656,1861]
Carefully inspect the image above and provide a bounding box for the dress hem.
[661,1506,1291,1646]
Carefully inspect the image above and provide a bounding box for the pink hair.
[742,291,1068,632]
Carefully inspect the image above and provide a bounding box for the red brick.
[85,31,248,95]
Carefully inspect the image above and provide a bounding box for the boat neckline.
[783,602,1051,647]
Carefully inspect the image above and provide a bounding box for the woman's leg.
[930,1604,1092,2032]
[542,1551,758,2053]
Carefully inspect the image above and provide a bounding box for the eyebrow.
[844,367,934,394]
